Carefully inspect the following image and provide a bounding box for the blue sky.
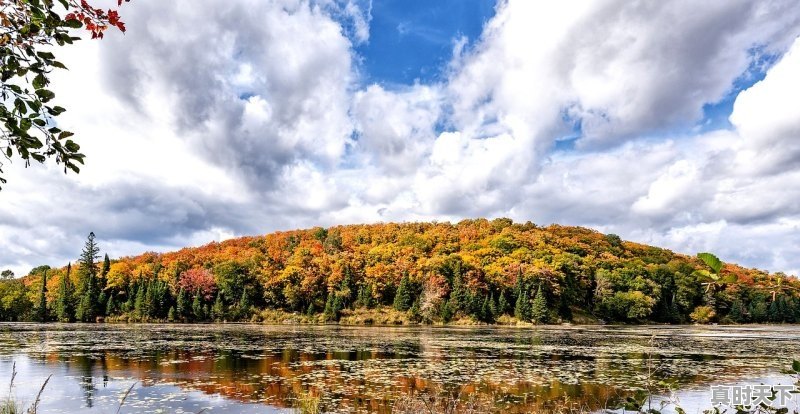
[2,0,800,278]
[356,0,495,85]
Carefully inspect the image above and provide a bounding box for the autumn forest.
[1,219,798,325]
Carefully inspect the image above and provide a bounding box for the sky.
[2,0,800,277]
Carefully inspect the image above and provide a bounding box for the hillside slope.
[7,218,800,324]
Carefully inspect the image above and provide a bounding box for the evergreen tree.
[192,294,205,321]
[37,270,48,323]
[408,299,421,322]
[105,295,116,317]
[76,232,100,322]
[514,288,531,322]
[239,287,252,319]
[101,254,111,277]
[498,291,510,316]
[768,299,780,323]
[134,282,146,320]
[393,273,413,312]
[729,299,746,323]
[450,270,467,313]
[481,296,494,323]
[488,293,498,319]
[356,284,374,309]
[531,285,549,324]
[212,293,225,321]
[167,306,176,322]
[176,288,188,321]
[323,293,335,321]
[55,263,76,322]
[306,302,316,317]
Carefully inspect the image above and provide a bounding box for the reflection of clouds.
[2,324,800,412]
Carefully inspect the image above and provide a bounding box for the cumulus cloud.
[2,0,800,278]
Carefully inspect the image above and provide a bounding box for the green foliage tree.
[0,0,128,188]
[75,232,100,322]
[0,277,31,321]
[212,293,225,321]
[55,263,75,322]
[393,273,413,312]
[0,269,13,279]
[36,270,48,322]
[514,288,531,322]
[531,285,549,324]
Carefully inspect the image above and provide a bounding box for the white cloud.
[3,0,800,279]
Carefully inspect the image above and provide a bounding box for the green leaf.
[35,89,55,102]
[36,51,55,60]
[792,360,800,373]
[697,252,723,274]
[63,19,83,29]
[6,148,12,158]
[32,74,47,90]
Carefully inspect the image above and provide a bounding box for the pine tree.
[192,295,205,321]
[498,291,510,316]
[323,293,335,321]
[306,302,316,317]
[167,306,176,322]
[531,285,549,324]
[76,232,100,322]
[393,273,413,312]
[408,299,421,322]
[768,299,780,323]
[37,270,48,323]
[105,295,116,317]
[514,288,531,322]
[134,282,146,320]
[101,254,111,277]
[356,284,373,309]
[450,270,467,313]
[481,296,494,323]
[729,299,746,323]
[55,263,76,322]
[488,293,498,319]
[212,293,225,321]
[176,288,188,321]
[239,287,252,320]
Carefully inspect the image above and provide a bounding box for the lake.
[1,323,799,413]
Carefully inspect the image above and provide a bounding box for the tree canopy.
[0,0,128,188]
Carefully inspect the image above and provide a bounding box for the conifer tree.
[515,288,531,322]
[105,294,116,317]
[37,270,48,323]
[531,285,549,324]
[168,306,176,322]
[55,263,76,322]
[498,291,510,316]
[393,273,413,312]
[176,288,188,321]
[239,287,252,319]
[192,294,204,321]
[212,293,225,321]
[76,232,100,322]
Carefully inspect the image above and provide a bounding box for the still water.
[1,323,799,413]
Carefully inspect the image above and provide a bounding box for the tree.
[531,285,549,324]
[1,270,13,279]
[393,273,413,312]
[36,270,48,322]
[212,293,225,321]
[55,263,75,322]
[514,288,531,322]
[76,232,100,322]
[0,0,128,188]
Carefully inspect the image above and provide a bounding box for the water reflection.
[1,324,799,413]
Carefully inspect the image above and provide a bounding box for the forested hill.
[6,219,800,324]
